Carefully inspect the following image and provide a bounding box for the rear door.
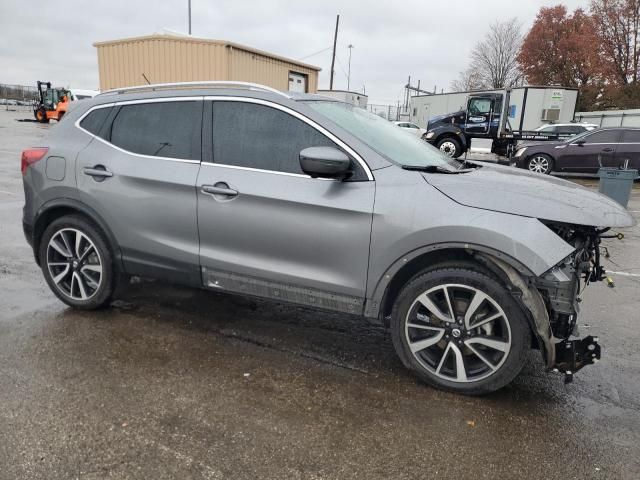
[76,98,203,285]
[196,98,375,313]
[561,129,621,172]
[614,129,640,169]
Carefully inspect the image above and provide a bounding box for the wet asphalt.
[0,109,639,479]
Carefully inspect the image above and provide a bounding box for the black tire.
[39,215,116,310]
[390,265,531,395]
[35,107,49,123]
[526,153,554,175]
[436,136,462,158]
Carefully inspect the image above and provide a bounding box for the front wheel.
[391,265,531,395]
[39,215,116,309]
[527,153,554,174]
[436,137,462,158]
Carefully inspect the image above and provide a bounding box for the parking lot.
[1,109,639,479]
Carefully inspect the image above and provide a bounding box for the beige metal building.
[94,34,321,93]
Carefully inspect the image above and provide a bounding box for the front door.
[76,99,203,285]
[465,97,493,135]
[561,129,621,172]
[196,99,375,314]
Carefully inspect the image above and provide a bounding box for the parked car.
[393,121,427,138]
[513,127,640,174]
[534,122,598,135]
[21,82,634,395]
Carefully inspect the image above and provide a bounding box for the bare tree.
[452,18,523,91]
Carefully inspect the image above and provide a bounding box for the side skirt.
[202,267,364,315]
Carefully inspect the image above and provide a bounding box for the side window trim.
[204,96,374,181]
[74,97,204,164]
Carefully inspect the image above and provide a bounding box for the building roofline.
[411,85,579,99]
[93,34,322,71]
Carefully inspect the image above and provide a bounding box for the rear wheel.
[39,215,116,309]
[391,265,530,395]
[527,153,554,174]
[436,137,462,158]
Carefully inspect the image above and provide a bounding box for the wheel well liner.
[32,199,121,269]
[369,246,534,326]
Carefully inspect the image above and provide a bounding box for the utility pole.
[347,44,353,91]
[329,14,340,90]
[188,0,192,35]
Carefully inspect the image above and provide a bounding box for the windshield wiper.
[402,165,469,174]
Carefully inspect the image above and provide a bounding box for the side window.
[79,107,112,139]
[621,129,640,143]
[539,125,555,133]
[468,98,492,115]
[582,130,620,144]
[211,102,350,176]
[110,101,202,160]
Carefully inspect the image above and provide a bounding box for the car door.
[560,129,621,173]
[465,97,493,135]
[614,129,640,170]
[196,98,375,314]
[76,98,203,285]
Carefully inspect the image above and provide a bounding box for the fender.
[32,197,123,270]
[363,241,535,319]
[425,124,468,151]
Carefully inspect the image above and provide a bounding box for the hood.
[423,163,635,227]
[517,139,566,149]
[427,111,464,128]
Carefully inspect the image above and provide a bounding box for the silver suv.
[21,82,634,394]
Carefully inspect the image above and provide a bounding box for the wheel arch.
[365,244,535,326]
[32,198,122,270]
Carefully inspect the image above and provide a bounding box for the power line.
[297,46,333,61]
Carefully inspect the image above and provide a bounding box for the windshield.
[305,101,456,168]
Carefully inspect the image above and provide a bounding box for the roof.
[93,34,321,72]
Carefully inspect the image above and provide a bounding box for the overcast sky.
[1,0,588,104]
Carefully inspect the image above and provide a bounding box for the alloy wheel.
[46,228,103,301]
[404,284,512,383]
[528,156,549,174]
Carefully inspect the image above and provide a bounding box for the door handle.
[602,147,614,153]
[201,184,238,197]
[83,166,113,178]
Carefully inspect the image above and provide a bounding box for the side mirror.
[575,139,586,146]
[299,146,351,179]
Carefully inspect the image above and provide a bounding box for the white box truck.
[408,86,578,157]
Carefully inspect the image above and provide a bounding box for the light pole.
[347,44,353,91]
[188,0,192,35]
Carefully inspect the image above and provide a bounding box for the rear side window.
[211,102,339,175]
[583,130,620,144]
[80,107,113,138]
[621,130,640,143]
[110,101,202,160]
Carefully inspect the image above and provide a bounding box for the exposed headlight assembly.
[425,131,435,139]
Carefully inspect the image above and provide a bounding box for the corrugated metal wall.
[228,47,318,92]
[95,36,318,92]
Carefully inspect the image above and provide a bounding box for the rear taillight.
[21,148,48,176]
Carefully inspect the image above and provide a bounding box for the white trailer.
[409,86,578,130]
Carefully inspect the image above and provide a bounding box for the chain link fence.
[0,83,38,111]
[366,103,406,121]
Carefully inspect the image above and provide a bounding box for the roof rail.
[98,81,291,98]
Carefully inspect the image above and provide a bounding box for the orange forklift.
[33,81,70,123]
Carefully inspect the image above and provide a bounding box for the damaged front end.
[533,222,621,382]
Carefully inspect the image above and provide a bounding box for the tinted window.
[212,102,340,175]
[110,101,202,160]
[621,129,640,143]
[79,107,112,138]
[539,125,556,133]
[583,130,620,144]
